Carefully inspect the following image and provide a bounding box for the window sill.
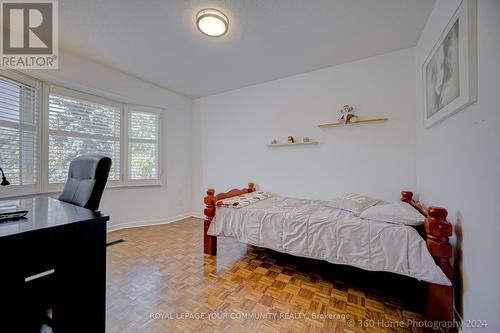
[106,182,163,190]
[0,182,163,200]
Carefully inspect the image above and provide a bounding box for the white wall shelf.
[266,141,319,147]
[318,118,389,128]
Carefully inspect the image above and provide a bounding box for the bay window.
[0,70,162,198]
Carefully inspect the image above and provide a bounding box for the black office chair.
[58,154,112,211]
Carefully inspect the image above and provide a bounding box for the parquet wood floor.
[106,218,449,333]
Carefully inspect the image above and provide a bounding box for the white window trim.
[124,104,162,187]
[0,71,163,199]
[48,85,123,110]
[0,70,42,198]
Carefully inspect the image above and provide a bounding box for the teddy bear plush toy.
[338,105,357,124]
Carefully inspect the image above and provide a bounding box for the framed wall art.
[422,0,477,128]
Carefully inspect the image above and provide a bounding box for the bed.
[202,183,454,322]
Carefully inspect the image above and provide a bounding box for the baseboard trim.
[191,212,204,219]
[107,213,194,232]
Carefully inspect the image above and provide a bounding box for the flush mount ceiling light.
[196,8,228,37]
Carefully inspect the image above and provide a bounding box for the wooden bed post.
[204,188,217,255]
[425,206,453,322]
[401,192,454,321]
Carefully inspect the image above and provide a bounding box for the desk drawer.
[0,227,60,285]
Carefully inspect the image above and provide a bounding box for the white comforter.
[208,195,451,286]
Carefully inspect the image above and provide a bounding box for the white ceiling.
[60,0,435,99]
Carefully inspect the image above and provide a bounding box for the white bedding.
[208,195,451,286]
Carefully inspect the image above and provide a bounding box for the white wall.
[415,0,500,330]
[30,51,193,230]
[192,48,417,214]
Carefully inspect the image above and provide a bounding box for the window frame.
[124,105,162,187]
[0,70,42,198]
[44,84,124,192]
[0,70,163,199]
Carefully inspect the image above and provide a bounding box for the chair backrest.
[58,154,112,211]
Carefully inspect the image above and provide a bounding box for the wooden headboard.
[400,191,454,322]
[215,182,255,201]
[401,191,429,216]
[203,183,256,255]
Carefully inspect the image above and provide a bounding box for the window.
[48,87,122,184]
[0,71,162,198]
[127,107,160,182]
[0,72,39,195]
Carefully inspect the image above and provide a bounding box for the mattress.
[208,195,451,286]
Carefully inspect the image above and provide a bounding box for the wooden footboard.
[203,182,256,255]
[401,191,454,322]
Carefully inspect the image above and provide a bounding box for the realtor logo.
[1,0,58,68]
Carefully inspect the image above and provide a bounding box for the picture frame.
[422,0,477,128]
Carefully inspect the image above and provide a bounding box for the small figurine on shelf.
[287,136,295,143]
[338,105,358,124]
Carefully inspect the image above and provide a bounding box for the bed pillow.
[216,191,272,209]
[359,201,425,226]
[327,194,384,214]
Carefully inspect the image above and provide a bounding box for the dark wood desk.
[0,197,109,333]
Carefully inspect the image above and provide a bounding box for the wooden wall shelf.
[318,118,388,128]
[266,141,319,147]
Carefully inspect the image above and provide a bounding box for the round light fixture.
[196,8,228,37]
